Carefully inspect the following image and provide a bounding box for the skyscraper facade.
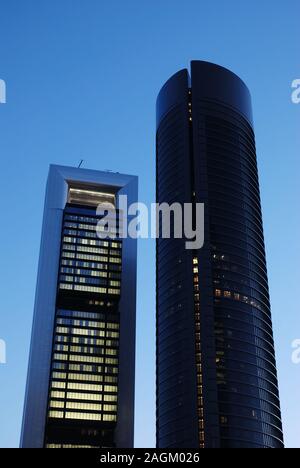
[156,61,284,448]
[21,165,138,448]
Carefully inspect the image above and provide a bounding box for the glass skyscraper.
[156,61,284,448]
[21,165,138,448]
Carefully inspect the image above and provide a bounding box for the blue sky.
[0,0,299,448]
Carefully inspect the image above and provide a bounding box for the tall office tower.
[156,61,284,448]
[21,165,138,448]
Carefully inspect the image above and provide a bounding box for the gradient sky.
[0,0,299,448]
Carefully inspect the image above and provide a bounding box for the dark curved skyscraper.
[156,61,284,448]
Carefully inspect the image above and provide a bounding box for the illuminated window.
[50,390,65,399]
[49,400,64,409]
[67,392,102,401]
[103,404,117,412]
[105,376,118,384]
[104,385,118,393]
[60,283,73,290]
[105,349,118,356]
[51,381,66,389]
[67,382,102,392]
[53,353,68,361]
[66,402,102,411]
[48,411,64,419]
[109,280,121,287]
[109,257,121,264]
[74,285,107,293]
[108,288,121,295]
[68,187,116,208]
[103,395,118,402]
[107,323,119,330]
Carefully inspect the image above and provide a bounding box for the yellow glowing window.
[52,372,67,380]
[65,412,102,421]
[109,257,121,264]
[105,376,118,384]
[103,404,117,412]
[56,326,69,334]
[108,288,120,295]
[51,390,65,399]
[53,353,68,361]
[107,323,119,330]
[74,285,107,293]
[106,349,117,356]
[51,381,66,389]
[66,402,102,411]
[67,392,102,401]
[105,358,118,365]
[59,283,73,290]
[103,395,118,402]
[104,385,118,393]
[48,411,64,419]
[67,382,102,392]
[102,414,117,422]
[49,400,64,409]
[111,242,121,249]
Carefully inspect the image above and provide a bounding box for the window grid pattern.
[201,103,284,448]
[193,257,205,448]
[45,206,122,448]
[59,212,122,295]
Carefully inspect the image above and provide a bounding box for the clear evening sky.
[0,0,299,448]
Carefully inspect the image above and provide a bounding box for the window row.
[60,275,120,288]
[50,389,117,402]
[54,344,118,356]
[53,353,118,365]
[61,252,121,264]
[56,318,119,329]
[62,243,122,257]
[57,309,106,320]
[64,230,121,248]
[51,386,117,399]
[48,411,116,422]
[59,283,120,295]
[55,336,118,348]
[56,326,119,338]
[50,400,117,412]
